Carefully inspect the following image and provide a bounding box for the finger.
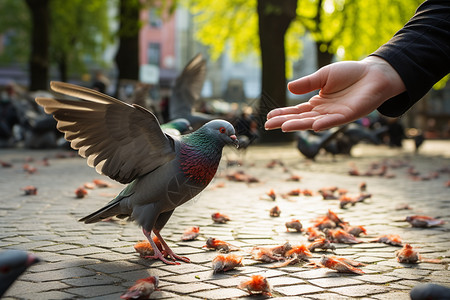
[265,111,320,130]
[266,106,301,119]
[288,69,326,95]
[280,118,316,132]
[267,102,314,119]
[312,114,347,131]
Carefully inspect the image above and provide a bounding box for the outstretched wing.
[169,53,207,120]
[36,81,176,184]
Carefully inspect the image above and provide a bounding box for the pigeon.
[169,53,214,130]
[324,124,387,156]
[160,118,192,136]
[296,125,347,160]
[410,283,450,300]
[35,81,239,265]
[0,250,40,297]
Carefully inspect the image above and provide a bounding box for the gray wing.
[169,53,207,120]
[36,81,176,184]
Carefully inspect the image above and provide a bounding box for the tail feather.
[79,201,122,223]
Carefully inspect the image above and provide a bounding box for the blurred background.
[0,0,449,151]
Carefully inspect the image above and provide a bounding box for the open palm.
[265,57,405,132]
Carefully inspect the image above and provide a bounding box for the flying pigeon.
[0,250,40,297]
[169,53,215,130]
[35,82,238,265]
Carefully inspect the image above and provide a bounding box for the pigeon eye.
[219,127,226,133]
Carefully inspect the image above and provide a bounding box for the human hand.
[265,56,406,132]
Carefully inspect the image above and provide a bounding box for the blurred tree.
[0,1,30,66]
[50,0,111,82]
[297,0,423,68]
[0,0,111,90]
[187,0,423,106]
[115,0,141,91]
[114,0,176,96]
[25,0,50,91]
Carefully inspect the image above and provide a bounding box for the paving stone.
[164,282,219,294]
[85,251,136,261]
[29,258,100,272]
[164,270,226,283]
[1,145,450,299]
[370,291,411,300]
[4,280,70,295]
[20,267,96,282]
[190,287,248,299]
[387,283,413,290]
[305,293,353,300]
[267,276,305,286]
[247,269,288,278]
[62,274,122,286]
[357,274,400,284]
[85,260,146,273]
[291,269,341,279]
[179,251,218,264]
[158,262,211,274]
[12,291,76,300]
[114,268,175,281]
[83,292,125,300]
[148,290,190,299]
[275,284,324,296]
[390,268,429,279]
[307,277,363,288]
[67,284,125,298]
[329,284,389,297]
[415,262,446,270]
[63,246,111,256]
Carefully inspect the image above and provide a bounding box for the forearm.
[370,0,450,117]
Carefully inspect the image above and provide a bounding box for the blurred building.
[139,5,262,102]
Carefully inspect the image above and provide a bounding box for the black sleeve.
[370,0,450,117]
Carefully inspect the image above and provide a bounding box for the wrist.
[363,56,406,100]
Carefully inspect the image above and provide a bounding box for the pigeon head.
[165,118,193,134]
[200,120,239,148]
[0,250,40,297]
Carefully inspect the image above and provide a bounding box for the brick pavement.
[0,139,449,299]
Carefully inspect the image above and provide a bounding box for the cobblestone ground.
[1,140,449,300]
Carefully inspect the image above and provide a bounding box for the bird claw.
[142,254,180,265]
[172,254,190,263]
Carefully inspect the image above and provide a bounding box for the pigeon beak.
[26,253,40,266]
[230,134,239,148]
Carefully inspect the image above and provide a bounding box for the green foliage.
[188,0,258,61]
[0,1,31,65]
[51,0,113,75]
[186,0,424,78]
[0,0,112,75]
[305,0,424,60]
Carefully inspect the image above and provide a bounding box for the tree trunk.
[114,0,140,96]
[57,54,68,83]
[316,41,334,69]
[25,0,50,91]
[257,0,297,143]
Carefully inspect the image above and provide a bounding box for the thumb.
[288,68,327,95]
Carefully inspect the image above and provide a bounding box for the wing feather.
[169,53,207,120]
[35,81,176,184]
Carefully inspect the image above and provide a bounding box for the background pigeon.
[323,124,387,156]
[0,250,40,297]
[160,118,192,136]
[169,53,214,130]
[296,126,347,160]
[36,82,238,265]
